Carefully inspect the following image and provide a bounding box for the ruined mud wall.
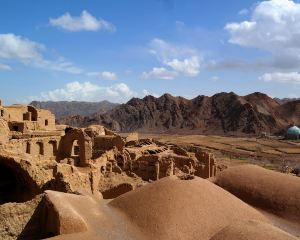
[36,109,56,131]
[93,135,125,152]
[5,137,62,160]
[61,128,93,167]
[0,119,9,144]
[3,105,56,132]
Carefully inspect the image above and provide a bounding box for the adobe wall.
[0,105,4,118]
[126,132,139,142]
[61,128,92,167]
[36,109,56,131]
[4,105,28,122]
[2,105,56,132]
[93,135,125,152]
[0,119,10,144]
[123,140,217,181]
[195,151,217,178]
[0,155,41,203]
[101,183,134,199]
[5,137,62,160]
[133,155,159,180]
[84,125,106,137]
[8,121,27,133]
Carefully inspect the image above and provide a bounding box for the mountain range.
[30,100,118,118]
[34,92,300,135]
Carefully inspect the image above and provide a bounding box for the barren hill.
[58,92,300,134]
[30,100,118,118]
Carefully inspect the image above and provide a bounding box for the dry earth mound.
[3,176,293,240]
[214,165,300,222]
[109,176,268,240]
[210,220,298,240]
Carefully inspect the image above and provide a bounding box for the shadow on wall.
[17,198,56,240]
[0,157,40,205]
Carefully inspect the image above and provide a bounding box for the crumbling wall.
[4,105,28,122]
[36,108,56,131]
[104,128,116,136]
[61,128,92,167]
[123,140,217,181]
[195,151,217,178]
[170,146,189,157]
[136,155,158,180]
[2,105,56,132]
[0,118,9,144]
[126,132,139,142]
[51,163,99,195]
[84,125,106,138]
[101,183,134,199]
[93,135,125,152]
[5,137,61,160]
[0,194,45,240]
[0,156,41,204]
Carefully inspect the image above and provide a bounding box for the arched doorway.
[0,157,39,204]
[72,140,80,156]
[62,128,92,167]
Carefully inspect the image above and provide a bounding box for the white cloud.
[87,71,117,80]
[0,33,83,74]
[0,33,44,63]
[141,67,178,80]
[259,72,300,84]
[165,56,200,76]
[225,0,300,55]
[101,71,117,80]
[149,38,198,62]
[0,63,12,71]
[49,10,115,32]
[221,0,300,71]
[34,81,137,103]
[146,38,201,78]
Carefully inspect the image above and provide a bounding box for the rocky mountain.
[30,100,118,118]
[57,92,300,135]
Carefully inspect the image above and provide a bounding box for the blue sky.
[1,0,300,104]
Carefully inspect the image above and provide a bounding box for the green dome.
[287,126,300,136]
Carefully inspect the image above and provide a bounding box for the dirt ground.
[140,134,300,173]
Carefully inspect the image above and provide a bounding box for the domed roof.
[287,125,300,136]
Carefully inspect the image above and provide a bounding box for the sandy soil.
[140,133,300,172]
